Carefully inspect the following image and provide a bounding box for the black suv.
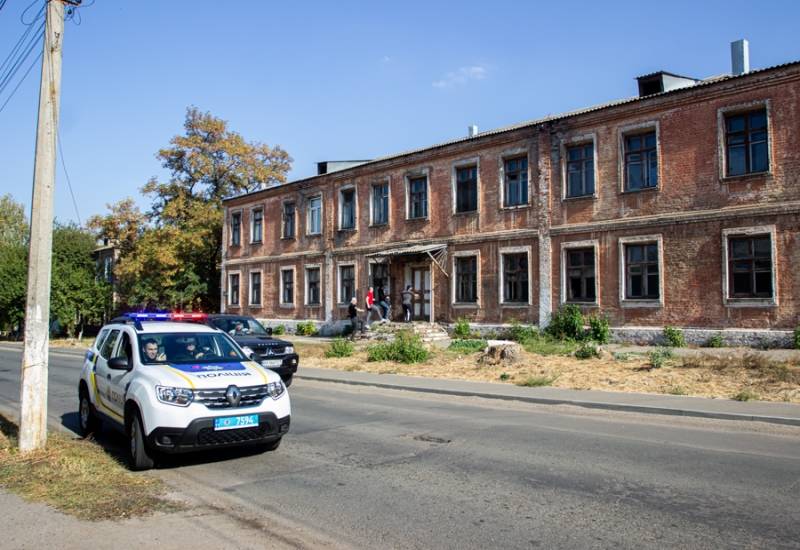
[206,314,299,386]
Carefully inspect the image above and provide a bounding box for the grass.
[447,339,487,354]
[678,353,800,384]
[648,347,674,369]
[367,331,430,364]
[520,334,578,356]
[666,385,688,396]
[324,338,354,358]
[516,374,559,387]
[0,415,179,521]
[733,389,760,402]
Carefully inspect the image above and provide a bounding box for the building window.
[281,269,294,305]
[624,243,659,299]
[725,109,768,177]
[230,212,241,246]
[504,157,528,207]
[566,248,595,302]
[455,166,478,213]
[502,253,528,303]
[229,273,240,306]
[251,209,263,243]
[339,265,355,303]
[250,272,261,305]
[372,182,389,225]
[307,196,322,235]
[283,202,295,239]
[566,143,594,198]
[728,235,772,298]
[340,188,356,230]
[455,256,478,303]
[306,267,320,305]
[624,132,658,191]
[370,263,389,290]
[409,176,428,219]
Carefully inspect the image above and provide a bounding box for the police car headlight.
[267,381,285,400]
[156,386,194,407]
[283,346,294,354]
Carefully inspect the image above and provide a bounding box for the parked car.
[78,313,291,470]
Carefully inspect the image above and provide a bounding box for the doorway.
[410,267,431,321]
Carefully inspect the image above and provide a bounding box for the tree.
[86,198,145,256]
[0,195,28,334]
[0,194,28,248]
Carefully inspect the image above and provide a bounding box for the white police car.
[78,313,291,470]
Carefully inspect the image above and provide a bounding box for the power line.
[0,49,41,114]
[0,22,45,97]
[57,129,82,226]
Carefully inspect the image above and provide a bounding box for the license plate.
[262,359,282,368]
[214,414,259,431]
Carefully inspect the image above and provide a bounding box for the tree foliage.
[0,193,28,248]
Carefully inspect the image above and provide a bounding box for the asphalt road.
[1,345,799,549]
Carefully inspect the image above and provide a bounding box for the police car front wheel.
[78,385,100,437]
[128,410,155,471]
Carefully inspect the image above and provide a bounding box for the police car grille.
[194,385,270,409]
[197,425,270,445]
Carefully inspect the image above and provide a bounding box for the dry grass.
[295,341,800,403]
[0,415,181,521]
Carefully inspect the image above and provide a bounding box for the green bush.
[499,373,510,381]
[516,374,559,387]
[575,341,600,359]
[794,326,800,350]
[546,304,585,341]
[648,347,674,369]
[704,333,725,348]
[663,326,685,347]
[588,315,610,344]
[324,338,354,358]
[448,339,487,354]
[733,389,759,402]
[367,331,429,364]
[272,324,286,336]
[296,321,317,336]
[453,318,471,339]
[509,321,537,343]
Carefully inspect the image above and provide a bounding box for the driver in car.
[229,321,250,336]
[142,339,166,363]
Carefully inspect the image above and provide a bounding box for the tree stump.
[479,340,522,366]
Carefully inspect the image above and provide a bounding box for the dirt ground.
[292,340,800,404]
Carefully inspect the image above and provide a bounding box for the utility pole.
[19,0,66,452]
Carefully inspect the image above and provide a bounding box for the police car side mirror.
[108,357,132,371]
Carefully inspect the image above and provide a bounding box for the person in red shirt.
[365,286,384,327]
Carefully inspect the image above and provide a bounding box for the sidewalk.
[297,367,800,427]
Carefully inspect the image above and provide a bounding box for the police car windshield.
[212,317,269,336]
[139,332,246,365]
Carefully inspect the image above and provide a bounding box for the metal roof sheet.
[365,243,447,258]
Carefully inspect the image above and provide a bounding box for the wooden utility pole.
[19,0,66,452]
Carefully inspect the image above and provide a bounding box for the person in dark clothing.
[348,297,364,340]
[377,286,391,321]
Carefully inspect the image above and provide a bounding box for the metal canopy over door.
[411,267,430,321]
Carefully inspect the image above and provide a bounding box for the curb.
[296,374,800,427]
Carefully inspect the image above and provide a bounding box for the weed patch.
[272,324,286,335]
[448,339,487,354]
[588,315,611,344]
[663,326,686,347]
[648,347,674,369]
[295,321,317,336]
[704,333,725,348]
[546,304,585,341]
[733,389,759,402]
[453,318,471,339]
[575,341,600,360]
[367,331,430,364]
[324,338,354,358]
[516,374,559,387]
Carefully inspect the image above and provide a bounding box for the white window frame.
[248,269,263,307]
[618,120,661,194]
[338,184,358,231]
[721,225,778,307]
[279,266,296,308]
[337,262,357,305]
[304,264,322,306]
[227,270,241,308]
[561,133,598,200]
[618,234,664,308]
[498,147,531,210]
[249,206,264,244]
[717,100,772,181]
[369,178,391,227]
[451,156,481,215]
[451,249,481,307]
[306,194,323,236]
[281,200,296,239]
[229,209,243,246]
[404,167,430,221]
[498,245,533,306]
[561,239,599,306]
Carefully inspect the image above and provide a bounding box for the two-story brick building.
[221,49,800,343]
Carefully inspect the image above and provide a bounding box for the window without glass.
[624,132,658,191]
[306,268,320,305]
[307,196,322,235]
[340,265,355,303]
[340,189,356,230]
[455,256,478,303]
[502,253,528,303]
[251,209,263,242]
[566,248,595,302]
[728,235,772,298]
[283,202,295,238]
[455,166,478,213]
[725,109,768,177]
[250,272,262,305]
[409,176,428,219]
[231,212,241,246]
[371,263,389,290]
[566,144,594,198]
[625,243,659,299]
[229,274,240,306]
[372,183,389,225]
[504,157,528,207]
[281,270,294,304]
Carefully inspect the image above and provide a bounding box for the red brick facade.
[222,62,800,331]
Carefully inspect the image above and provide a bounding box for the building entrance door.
[411,267,430,321]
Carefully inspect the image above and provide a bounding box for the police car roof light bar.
[171,312,208,321]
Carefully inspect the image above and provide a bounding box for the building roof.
[365,242,447,259]
[224,59,800,204]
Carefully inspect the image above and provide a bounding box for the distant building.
[92,238,119,306]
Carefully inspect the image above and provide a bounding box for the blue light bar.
[126,312,170,320]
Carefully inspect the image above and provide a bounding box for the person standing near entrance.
[348,297,364,340]
[401,285,417,322]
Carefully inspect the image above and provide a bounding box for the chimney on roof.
[468,125,478,138]
[731,39,750,76]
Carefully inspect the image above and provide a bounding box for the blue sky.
[0,0,798,225]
